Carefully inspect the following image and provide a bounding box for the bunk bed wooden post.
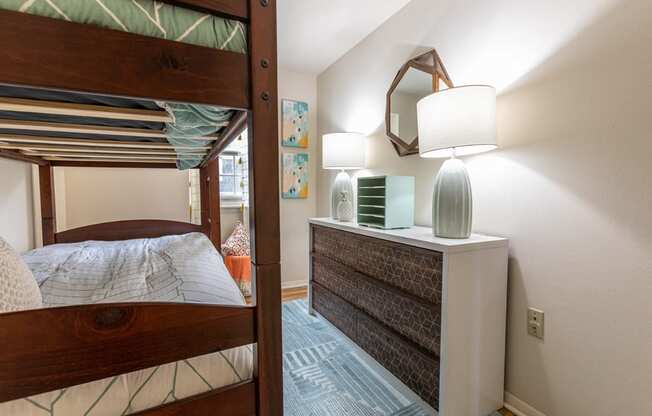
[38,164,57,246]
[248,0,283,415]
[200,159,222,248]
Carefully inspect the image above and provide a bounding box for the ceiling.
[277,0,413,75]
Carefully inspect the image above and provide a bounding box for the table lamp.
[417,85,497,238]
[322,133,366,220]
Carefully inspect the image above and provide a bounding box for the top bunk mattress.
[0,0,247,53]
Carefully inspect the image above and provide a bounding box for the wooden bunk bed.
[0,1,281,415]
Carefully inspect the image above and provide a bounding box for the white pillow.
[0,237,43,312]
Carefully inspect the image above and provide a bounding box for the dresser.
[308,218,509,416]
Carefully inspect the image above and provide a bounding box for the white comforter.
[1,233,253,416]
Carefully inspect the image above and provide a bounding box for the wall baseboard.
[281,280,308,290]
[504,392,547,416]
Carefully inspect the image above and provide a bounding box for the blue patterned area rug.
[282,299,428,415]
[282,299,503,416]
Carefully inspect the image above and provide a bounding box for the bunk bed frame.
[0,1,281,415]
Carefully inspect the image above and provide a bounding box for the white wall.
[0,159,34,252]
[278,68,318,288]
[50,166,249,244]
[317,0,652,414]
[59,167,190,230]
[220,206,247,242]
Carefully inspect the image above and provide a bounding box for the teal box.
[356,176,415,229]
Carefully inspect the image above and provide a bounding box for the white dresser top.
[309,217,508,254]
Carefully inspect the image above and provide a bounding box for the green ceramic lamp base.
[432,157,473,238]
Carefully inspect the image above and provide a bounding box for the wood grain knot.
[94,307,130,330]
[159,53,188,71]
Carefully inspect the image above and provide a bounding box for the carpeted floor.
[282,299,505,416]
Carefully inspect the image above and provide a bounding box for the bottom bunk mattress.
[1,232,252,416]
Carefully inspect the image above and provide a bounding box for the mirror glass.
[389,67,436,148]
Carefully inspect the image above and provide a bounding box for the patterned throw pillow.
[0,237,42,313]
[222,222,250,257]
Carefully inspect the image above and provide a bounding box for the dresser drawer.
[311,283,440,409]
[312,253,360,305]
[357,313,440,409]
[312,283,357,340]
[358,276,441,355]
[312,225,358,267]
[312,225,443,304]
[313,252,441,355]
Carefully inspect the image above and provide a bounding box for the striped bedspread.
[26,232,245,306]
[0,233,252,416]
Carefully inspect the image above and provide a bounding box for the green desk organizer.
[357,175,415,229]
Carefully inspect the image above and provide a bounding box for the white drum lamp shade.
[322,133,366,220]
[322,133,366,170]
[417,85,497,158]
[417,85,497,238]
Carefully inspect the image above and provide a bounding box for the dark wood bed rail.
[163,0,249,21]
[54,220,205,244]
[0,10,249,108]
[133,381,256,416]
[0,303,255,403]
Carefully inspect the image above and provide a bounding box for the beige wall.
[51,166,248,244]
[220,206,247,242]
[278,68,318,288]
[317,0,652,414]
[58,167,190,230]
[0,159,34,252]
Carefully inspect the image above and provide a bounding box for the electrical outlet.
[527,308,544,340]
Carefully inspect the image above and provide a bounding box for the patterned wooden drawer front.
[312,254,359,306]
[357,313,440,409]
[312,225,443,304]
[312,283,357,340]
[312,225,359,268]
[357,277,441,355]
[313,252,440,354]
[356,236,443,305]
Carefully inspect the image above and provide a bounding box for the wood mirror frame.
[385,49,454,157]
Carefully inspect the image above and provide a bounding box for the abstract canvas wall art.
[282,99,309,148]
[282,152,309,199]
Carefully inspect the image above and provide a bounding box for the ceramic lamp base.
[432,158,473,238]
[331,170,353,220]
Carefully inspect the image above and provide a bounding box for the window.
[188,130,249,224]
[218,153,239,198]
[219,130,249,204]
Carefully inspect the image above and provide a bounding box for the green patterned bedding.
[1,0,247,53]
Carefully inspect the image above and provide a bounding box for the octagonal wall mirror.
[386,49,453,156]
